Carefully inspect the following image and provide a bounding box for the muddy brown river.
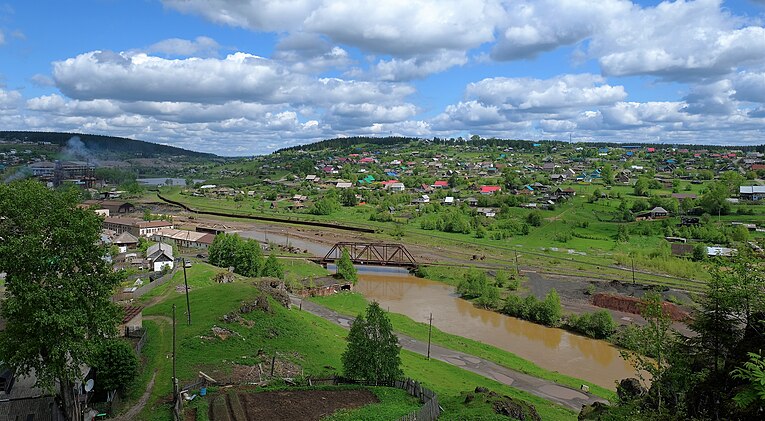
[355,272,637,389]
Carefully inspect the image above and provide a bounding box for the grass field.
[128,262,578,420]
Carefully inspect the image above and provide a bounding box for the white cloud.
[303,0,501,56]
[491,0,629,60]
[145,36,221,57]
[465,74,627,112]
[161,0,321,32]
[273,32,352,73]
[734,71,765,103]
[51,50,414,108]
[683,80,737,115]
[162,0,501,63]
[591,0,765,79]
[368,50,468,82]
[0,88,21,112]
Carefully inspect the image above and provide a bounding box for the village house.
[151,228,215,249]
[83,199,136,214]
[102,217,175,238]
[113,231,139,253]
[480,185,501,195]
[119,305,143,336]
[739,186,765,201]
[146,243,174,272]
[387,182,406,192]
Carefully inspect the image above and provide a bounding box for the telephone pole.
[427,313,433,360]
[182,258,191,325]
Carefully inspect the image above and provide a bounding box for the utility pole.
[182,258,191,325]
[172,304,180,421]
[427,313,433,360]
[631,257,636,285]
[514,250,520,275]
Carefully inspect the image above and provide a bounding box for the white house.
[388,182,406,192]
[146,243,174,272]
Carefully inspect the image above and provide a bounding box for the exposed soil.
[209,388,379,421]
[524,271,694,335]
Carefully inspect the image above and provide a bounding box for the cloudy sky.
[1,0,765,155]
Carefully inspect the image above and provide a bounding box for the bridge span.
[312,242,418,269]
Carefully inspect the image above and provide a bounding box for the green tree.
[0,180,124,420]
[310,197,341,215]
[261,252,285,279]
[633,177,650,196]
[336,248,358,284]
[457,270,489,298]
[90,339,138,394]
[476,285,500,309]
[620,292,674,412]
[526,210,543,227]
[536,289,562,326]
[341,188,359,207]
[698,181,731,216]
[692,243,707,261]
[342,302,403,383]
[208,233,263,277]
[732,352,765,409]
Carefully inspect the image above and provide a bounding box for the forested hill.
[277,135,765,154]
[0,131,215,158]
[276,136,422,153]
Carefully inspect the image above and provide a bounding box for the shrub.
[502,290,562,327]
[567,310,617,339]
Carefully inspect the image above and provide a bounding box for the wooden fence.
[112,267,178,301]
[128,327,149,357]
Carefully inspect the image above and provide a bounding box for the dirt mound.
[463,387,541,421]
[592,293,689,321]
[209,388,379,421]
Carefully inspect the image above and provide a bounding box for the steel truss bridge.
[316,242,418,269]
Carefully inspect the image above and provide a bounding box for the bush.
[475,285,500,309]
[502,290,562,326]
[566,310,617,339]
[456,270,490,298]
[526,211,543,227]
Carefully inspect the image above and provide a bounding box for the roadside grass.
[322,386,421,421]
[139,262,224,303]
[134,271,577,420]
[401,350,575,421]
[310,292,617,401]
[281,257,330,282]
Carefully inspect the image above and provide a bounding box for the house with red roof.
[432,180,449,188]
[480,185,502,195]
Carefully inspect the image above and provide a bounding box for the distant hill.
[0,131,216,158]
[278,136,765,154]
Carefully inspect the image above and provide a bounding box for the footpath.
[290,296,608,411]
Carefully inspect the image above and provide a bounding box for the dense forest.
[0,131,216,158]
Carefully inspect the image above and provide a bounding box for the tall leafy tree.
[89,339,138,394]
[342,302,402,384]
[208,233,263,277]
[0,180,123,420]
[261,252,285,279]
[619,292,675,412]
[336,248,358,284]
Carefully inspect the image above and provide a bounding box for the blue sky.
[1,0,765,155]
